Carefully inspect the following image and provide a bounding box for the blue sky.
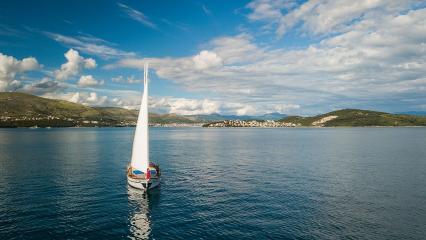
[1,0,425,115]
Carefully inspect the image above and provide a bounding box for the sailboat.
[127,63,161,191]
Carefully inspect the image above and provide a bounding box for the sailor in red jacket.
[146,168,151,180]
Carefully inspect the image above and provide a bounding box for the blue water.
[1,127,426,239]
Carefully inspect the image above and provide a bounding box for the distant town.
[203,120,298,128]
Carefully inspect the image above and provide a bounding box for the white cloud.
[210,34,263,64]
[193,50,222,70]
[43,91,108,106]
[149,96,296,115]
[246,0,418,37]
[54,49,96,81]
[112,75,142,84]
[68,92,80,103]
[77,75,104,87]
[273,104,301,113]
[117,3,157,29]
[86,92,103,103]
[45,32,135,59]
[0,53,39,91]
[246,0,297,21]
[232,104,256,116]
[151,97,220,115]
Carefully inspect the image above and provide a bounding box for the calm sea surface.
[0,127,425,239]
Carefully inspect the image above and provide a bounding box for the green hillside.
[280,109,426,127]
[0,92,97,117]
[0,92,195,127]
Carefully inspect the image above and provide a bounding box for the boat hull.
[127,176,161,191]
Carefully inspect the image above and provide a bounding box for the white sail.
[131,63,149,172]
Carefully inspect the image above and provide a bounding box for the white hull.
[127,176,161,191]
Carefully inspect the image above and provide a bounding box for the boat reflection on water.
[127,186,160,240]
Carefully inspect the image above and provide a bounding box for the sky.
[0,0,425,116]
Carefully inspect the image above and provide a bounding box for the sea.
[0,127,425,239]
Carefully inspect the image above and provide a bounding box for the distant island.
[1,92,426,128]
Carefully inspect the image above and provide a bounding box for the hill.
[0,92,195,127]
[280,109,426,127]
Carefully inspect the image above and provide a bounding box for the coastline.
[2,125,426,129]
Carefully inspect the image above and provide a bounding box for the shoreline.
[1,125,426,129]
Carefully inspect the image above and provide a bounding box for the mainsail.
[131,63,149,172]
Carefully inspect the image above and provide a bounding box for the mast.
[130,63,149,172]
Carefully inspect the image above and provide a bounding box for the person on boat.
[148,162,161,177]
[146,168,151,179]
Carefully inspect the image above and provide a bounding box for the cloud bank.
[112,6,426,114]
